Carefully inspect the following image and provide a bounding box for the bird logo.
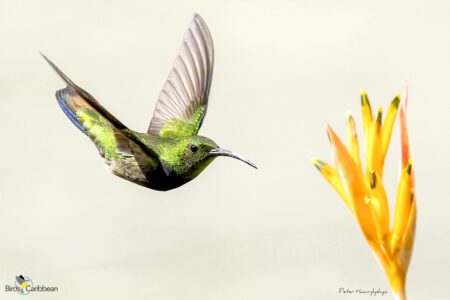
[15,275,33,295]
[42,14,256,191]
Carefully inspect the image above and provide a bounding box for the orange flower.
[312,88,416,300]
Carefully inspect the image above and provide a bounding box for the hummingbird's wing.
[147,14,214,138]
[43,55,159,171]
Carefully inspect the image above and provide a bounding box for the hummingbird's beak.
[209,148,257,169]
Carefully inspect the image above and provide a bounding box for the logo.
[5,275,58,295]
[14,275,32,295]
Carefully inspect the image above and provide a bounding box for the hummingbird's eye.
[188,144,198,153]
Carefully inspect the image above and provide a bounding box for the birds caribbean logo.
[42,14,256,191]
[15,275,32,295]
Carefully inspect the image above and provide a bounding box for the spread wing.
[147,14,214,138]
[42,55,159,173]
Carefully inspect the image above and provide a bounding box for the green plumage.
[76,108,123,159]
[43,14,256,191]
[160,107,205,139]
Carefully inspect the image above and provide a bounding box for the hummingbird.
[43,14,256,191]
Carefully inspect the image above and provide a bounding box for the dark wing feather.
[43,55,159,161]
[147,14,214,136]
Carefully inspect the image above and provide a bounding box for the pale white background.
[1,1,449,299]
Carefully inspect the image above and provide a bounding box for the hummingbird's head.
[161,135,257,180]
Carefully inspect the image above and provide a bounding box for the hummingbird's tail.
[55,87,86,133]
[42,54,134,158]
[42,54,127,131]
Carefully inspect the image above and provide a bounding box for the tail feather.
[43,54,130,158]
[56,88,85,132]
[41,53,126,130]
[43,53,159,161]
[55,85,124,158]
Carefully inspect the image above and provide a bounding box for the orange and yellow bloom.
[312,89,416,300]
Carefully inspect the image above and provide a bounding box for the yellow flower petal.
[380,94,400,170]
[311,157,353,213]
[367,170,390,250]
[391,160,413,254]
[345,112,362,171]
[398,199,416,273]
[366,107,383,175]
[392,85,415,254]
[360,90,373,142]
[326,124,379,248]
[388,199,415,300]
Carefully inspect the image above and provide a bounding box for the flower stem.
[393,285,406,300]
[389,271,406,300]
